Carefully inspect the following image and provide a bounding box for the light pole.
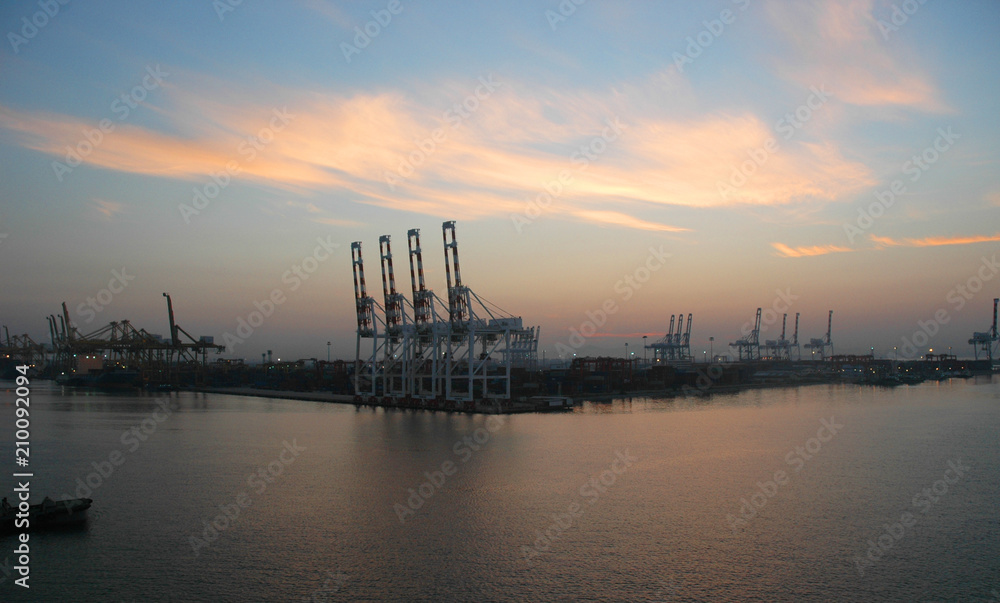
[642,335,647,366]
[709,337,714,362]
[327,341,331,363]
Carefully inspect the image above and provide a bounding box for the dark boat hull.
[2,498,93,533]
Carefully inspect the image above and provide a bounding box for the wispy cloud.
[0,69,876,231]
[868,234,900,247]
[573,210,689,232]
[91,199,127,219]
[871,233,1000,248]
[776,232,1000,257]
[771,242,853,258]
[763,0,948,112]
[278,199,363,228]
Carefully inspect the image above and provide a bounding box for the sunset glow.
[1,0,998,360]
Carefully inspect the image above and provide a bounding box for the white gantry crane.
[352,221,539,408]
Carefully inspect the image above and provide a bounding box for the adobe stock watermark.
[394,414,506,523]
[51,65,169,182]
[555,245,670,358]
[75,267,135,324]
[718,85,832,200]
[521,449,637,564]
[511,116,627,233]
[383,74,501,191]
[340,0,403,63]
[178,107,293,223]
[213,0,244,22]
[544,0,588,31]
[61,398,177,501]
[672,0,751,72]
[189,439,306,556]
[7,0,71,54]
[221,236,338,352]
[726,416,843,532]
[844,127,959,244]
[853,458,970,577]
[876,0,928,41]
[897,252,998,359]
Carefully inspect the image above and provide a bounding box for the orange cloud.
[0,70,875,230]
[872,233,1000,248]
[868,234,902,247]
[771,242,853,258]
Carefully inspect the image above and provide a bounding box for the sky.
[1,0,999,363]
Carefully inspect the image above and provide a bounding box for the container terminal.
[2,222,997,413]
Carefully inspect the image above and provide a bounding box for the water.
[1,377,998,602]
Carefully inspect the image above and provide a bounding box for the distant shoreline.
[189,377,844,411]
[190,387,356,404]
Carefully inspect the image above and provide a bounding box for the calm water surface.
[0,377,998,602]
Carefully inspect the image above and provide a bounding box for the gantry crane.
[968,298,998,362]
[803,310,833,361]
[730,308,762,361]
[352,221,539,407]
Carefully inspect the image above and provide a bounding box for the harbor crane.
[730,308,762,361]
[968,298,998,362]
[762,312,799,360]
[647,313,693,363]
[353,221,539,408]
[162,293,226,363]
[803,310,833,361]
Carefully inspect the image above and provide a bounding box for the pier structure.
[49,296,223,380]
[1,296,225,382]
[352,221,539,408]
[968,298,998,362]
[647,313,693,365]
[803,310,834,361]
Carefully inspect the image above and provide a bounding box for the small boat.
[1,497,93,532]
